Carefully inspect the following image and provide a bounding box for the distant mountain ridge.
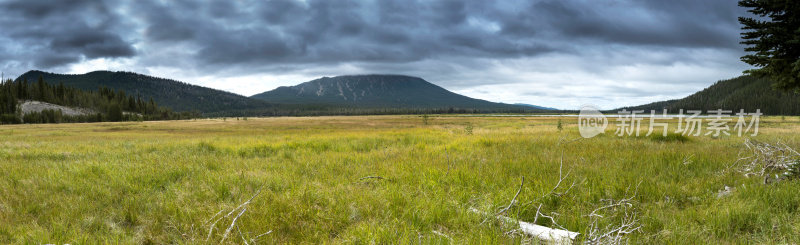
[15,71,552,115]
[15,70,270,113]
[250,74,540,110]
[622,75,800,115]
[514,103,557,111]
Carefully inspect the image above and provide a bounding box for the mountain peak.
[251,74,538,110]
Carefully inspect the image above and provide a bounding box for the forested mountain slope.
[622,76,800,115]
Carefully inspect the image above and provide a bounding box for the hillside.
[514,103,558,111]
[20,100,95,116]
[1,77,192,124]
[622,75,800,115]
[251,75,539,111]
[15,70,270,113]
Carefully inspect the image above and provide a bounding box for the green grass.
[0,116,798,244]
[649,132,692,143]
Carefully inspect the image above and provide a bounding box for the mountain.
[514,103,558,111]
[622,75,800,115]
[15,70,270,113]
[14,71,546,116]
[250,74,536,111]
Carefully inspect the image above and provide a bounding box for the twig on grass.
[236,224,250,245]
[480,176,525,225]
[250,230,273,244]
[730,139,800,184]
[359,176,386,181]
[206,186,265,243]
[432,230,453,241]
[584,183,642,244]
[444,147,455,177]
[495,176,525,216]
[221,207,249,243]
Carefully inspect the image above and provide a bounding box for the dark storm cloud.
[0,0,745,71]
[0,0,135,69]
[0,0,752,109]
[125,0,563,68]
[535,0,743,48]
[119,0,744,70]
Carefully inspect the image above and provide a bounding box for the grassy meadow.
[1,115,799,244]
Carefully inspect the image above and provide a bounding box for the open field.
[1,115,799,244]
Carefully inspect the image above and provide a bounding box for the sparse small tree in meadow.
[557,119,563,131]
[422,114,429,125]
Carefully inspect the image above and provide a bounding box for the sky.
[0,0,754,110]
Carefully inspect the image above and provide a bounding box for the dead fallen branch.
[471,207,579,244]
[495,176,524,216]
[220,207,248,243]
[250,230,273,244]
[432,230,453,241]
[473,136,586,244]
[358,176,387,181]
[584,184,641,245]
[731,139,800,184]
[206,186,267,244]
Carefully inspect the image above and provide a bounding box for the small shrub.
[465,123,473,135]
[557,119,563,131]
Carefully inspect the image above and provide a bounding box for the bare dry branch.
[358,176,387,181]
[583,184,641,245]
[250,230,273,244]
[495,176,524,216]
[432,230,453,241]
[220,207,248,243]
[730,139,800,183]
[236,224,250,245]
[206,186,264,243]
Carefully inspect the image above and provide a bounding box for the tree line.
[622,75,800,115]
[0,76,197,124]
[205,105,540,118]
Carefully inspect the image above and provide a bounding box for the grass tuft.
[649,132,691,143]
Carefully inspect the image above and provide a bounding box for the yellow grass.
[0,115,799,244]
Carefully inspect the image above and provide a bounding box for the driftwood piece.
[470,208,579,244]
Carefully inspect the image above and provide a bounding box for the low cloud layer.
[0,0,752,109]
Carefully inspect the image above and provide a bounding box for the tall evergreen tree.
[107,103,123,122]
[739,0,800,91]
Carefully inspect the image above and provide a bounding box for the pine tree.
[739,0,800,91]
[107,103,123,122]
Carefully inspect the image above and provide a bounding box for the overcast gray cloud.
[0,0,752,109]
